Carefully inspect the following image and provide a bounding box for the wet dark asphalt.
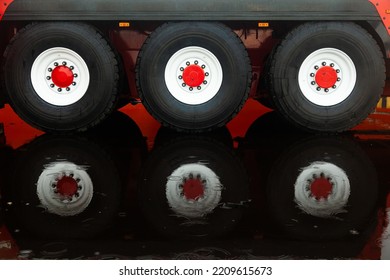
[0,101,389,260]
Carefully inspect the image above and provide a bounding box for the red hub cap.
[182,65,205,87]
[51,66,74,88]
[315,66,338,89]
[183,178,205,200]
[56,176,78,198]
[310,177,333,200]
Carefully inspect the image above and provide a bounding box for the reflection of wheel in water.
[5,135,121,239]
[139,136,249,238]
[36,162,94,216]
[266,136,378,240]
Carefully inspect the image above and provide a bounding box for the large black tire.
[269,22,386,132]
[136,22,251,132]
[2,22,119,132]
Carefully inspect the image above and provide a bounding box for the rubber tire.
[5,135,121,239]
[136,22,251,132]
[139,136,249,239]
[3,22,119,132]
[266,136,378,240]
[269,22,386,132]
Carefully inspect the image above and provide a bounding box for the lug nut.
[201,65,206,69]
[205,72,209,76]
[203,81,207,85]
[330,63,335,67]
[48,68,53,72]
[57,88,62,92]
[46,76,51,80]
[178,75,183,80]
[62,61,67,66]
[197,86,202,90]
[50,84,55,88]
[54,62,59,66]
[310,73,315,77]
[314,65,319,70]
[189,87,193,91]
[322,62,326,66]
[180,67,184,71]
[186,61,190,66]
[311,81,316,85]
[182,83,186,87]
[66,87,70,91]
[72,82,77,86]
[316,87,321,91]
[194,60,198,65]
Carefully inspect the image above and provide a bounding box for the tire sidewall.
[271,22,384,130]
[4,23,117,131]
[138,22,250,130]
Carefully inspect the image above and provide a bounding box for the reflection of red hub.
[182,65,205,87]
[51,66,74,88]
[315,66,338,89]
[56,176,78,198]
[310,177,333,200]
[183,179,205,200]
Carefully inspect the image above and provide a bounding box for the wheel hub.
[182,64,205,87]
[56,176,78,198]
[309,175,333,200]
[46,59,79,93]
[315,66,338,89]
[51,65,75,88]
[182,177,205,201]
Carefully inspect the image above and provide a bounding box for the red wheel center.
[56,176,78,197]
[182,65,205,87]
[315,66,338,89]
[51,66,74,88]
[310,177,333,200]
[182,179,205,201]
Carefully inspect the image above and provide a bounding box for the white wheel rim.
[164,46,223,105]
[298,48,356,106]
[36,161,93,216]
[294,161,351,218]
[166,163,222,218]
[31,47,90,106]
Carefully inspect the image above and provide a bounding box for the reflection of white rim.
[36,161,93,216]
[164,46,223,105]
[31,47,90,106]
[166,163,222,218]
[294,161,351,218]
[298,48,356,106]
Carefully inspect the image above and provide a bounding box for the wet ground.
[0,97,390,260]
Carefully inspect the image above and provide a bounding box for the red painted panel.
[369,0,390,35]
[0,0,13,21]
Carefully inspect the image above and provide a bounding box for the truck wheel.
[136,22,251,132]
[3,22,119,132]
[269,22,386,132]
